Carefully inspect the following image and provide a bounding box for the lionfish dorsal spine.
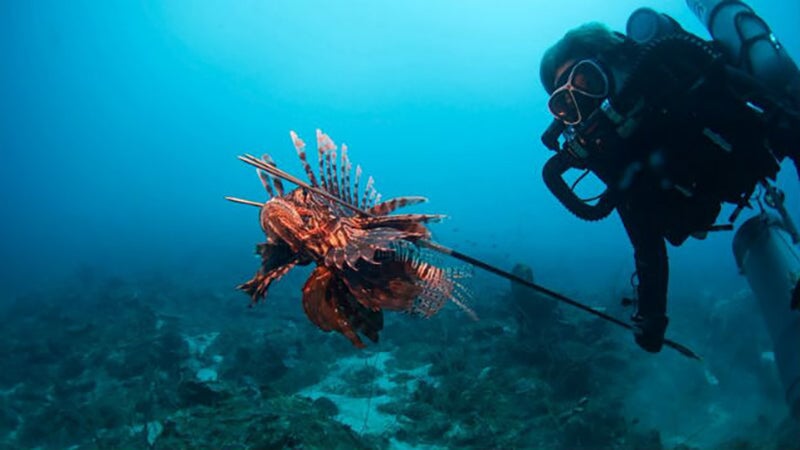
[367,178,380,208]
[340,145,349,202]
[307,130,391,214]
[342,145,353,205]
[362,176,374,210]
[330,148,341,200]
[290,131,318,187]
[262,154,284,196]
[324,147,334,197]
[354,165,362,208]
[316,130,328,191]
[316,131,337,197]
[368,196,428,215]
[257,168,275,198]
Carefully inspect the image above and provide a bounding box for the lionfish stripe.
[340,145,349,202]
[257,169,275,198]
[362,176,374,209]
[316,130,327,190]
[317,130,338,197]
[354,165,363,208]
[262,155,284,196]
[378,213,444,223]
[290,131,318,187]
[345,166,354,206]
[368,196,428,215]
[367,182,380,208]
[325,148,334,197]
[330,148,340,200]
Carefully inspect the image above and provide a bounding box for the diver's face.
[548,59,610,125]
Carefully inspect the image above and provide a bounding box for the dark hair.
[540,22,626,94]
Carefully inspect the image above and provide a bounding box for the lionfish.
[229,130,474,347]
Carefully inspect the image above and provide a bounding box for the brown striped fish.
[231,130,474,347]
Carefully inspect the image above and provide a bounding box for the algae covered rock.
[154,394,377,449]
[510,263,559,337]
[177,379,231,407]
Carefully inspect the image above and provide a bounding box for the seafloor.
[0,264,797,450]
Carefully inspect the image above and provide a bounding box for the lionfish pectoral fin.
[361,215,444,240]
[338,228,410,269]
[301,266,366,348]
[329,248,348,271]
[302,266,385,348]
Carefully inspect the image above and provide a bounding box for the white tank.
[686,0,800,101]
[733,213,800,419]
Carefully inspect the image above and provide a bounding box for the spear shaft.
[229,155,701,360]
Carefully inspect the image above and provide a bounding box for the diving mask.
[548,59,610,125]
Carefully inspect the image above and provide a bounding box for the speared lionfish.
[228,130,475,348]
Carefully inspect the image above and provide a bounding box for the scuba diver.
[538,1,800,354]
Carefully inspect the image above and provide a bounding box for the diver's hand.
[631,313,668,353]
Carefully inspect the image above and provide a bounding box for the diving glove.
[632,314,669,353]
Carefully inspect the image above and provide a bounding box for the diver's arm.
[616,202,668,318]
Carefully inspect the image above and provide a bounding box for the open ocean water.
[1,1,799,448]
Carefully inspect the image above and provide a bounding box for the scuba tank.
[686,0,800,105]
[733,206,800,420]
[686,0,800,420]
[626,7,685,45]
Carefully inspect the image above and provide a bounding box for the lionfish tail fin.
[441,266,477,321]
[391,242,476,320]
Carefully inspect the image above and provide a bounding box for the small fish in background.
[229,130,475,348]
[704,367,720,386]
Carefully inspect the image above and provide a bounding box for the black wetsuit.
[617,183,720,321]
[614,63,800,331]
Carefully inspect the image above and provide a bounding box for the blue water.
[2,0,799,293]
[2,1,799,448]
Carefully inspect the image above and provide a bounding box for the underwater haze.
[1,0,799,448]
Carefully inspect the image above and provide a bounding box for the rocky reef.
[0,266,795,449]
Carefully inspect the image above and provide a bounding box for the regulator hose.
[542,151,616,221]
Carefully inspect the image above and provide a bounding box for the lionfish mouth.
[260,198,304,243]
